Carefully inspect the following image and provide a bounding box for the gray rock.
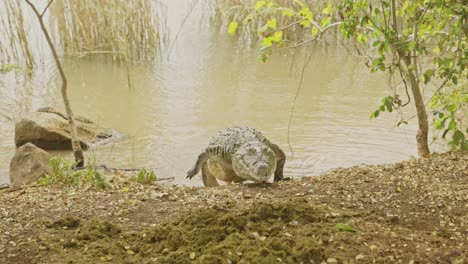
[10,143,52,188]
[14,107,115,150]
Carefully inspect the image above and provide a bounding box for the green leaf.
[384,98,393,112]
[442,128,450,139]
[255,1,266,11]
[453,130,465,145]
[271,31,283,42]
[448,119,457,130]
[372,57,384,66]
[335,223,356,232]
[300,20,311,27]
[357,33,367,44]
[461,140,468,151]
[228,21,239,36]
[321,17,331,27]
[434,116,448,130]
[370,110,380,119]
[322,4,333,15]
[283,9,295,17]
[261,37,273,47]
[311,26,319,37]
[266,19,277,29]
[423,69,434,84]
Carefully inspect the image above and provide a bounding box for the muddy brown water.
[0,0,444,186]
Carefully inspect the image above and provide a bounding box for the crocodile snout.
[254,164,271,179]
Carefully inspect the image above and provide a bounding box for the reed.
[50,0,159,63]
[0,0,161,69]
[0,0,34,69]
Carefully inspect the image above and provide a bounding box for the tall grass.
[50,0,160,63]
[0,1,34,69]
[0,0,161,70]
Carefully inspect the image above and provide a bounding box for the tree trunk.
[25,0,84,167]
[391,0,430,158]
[400,57,430,157]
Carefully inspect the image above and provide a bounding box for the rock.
[14,107,118,150]
[10,143,52,188]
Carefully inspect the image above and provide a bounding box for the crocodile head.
[232,143,277,182]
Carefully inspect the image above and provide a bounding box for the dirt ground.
[0,151,467,264]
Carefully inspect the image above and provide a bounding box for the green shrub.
[38,158,112,190]
[132,168,157,184]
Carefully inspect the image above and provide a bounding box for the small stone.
[243,193,252,199]
[189,252,196,260]
[355,254,365,260]
[327,258,338,263]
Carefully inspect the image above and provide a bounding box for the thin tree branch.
[276,19,305,32]
[40,0,55,18]
[287,48,313,156]
[25,0,84,166]
[397,62,411,107]
[272,22,342,54]
[24,0,41,17]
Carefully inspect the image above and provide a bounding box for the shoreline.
[1,151,466,263]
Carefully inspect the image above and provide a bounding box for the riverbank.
[0,151,466,263]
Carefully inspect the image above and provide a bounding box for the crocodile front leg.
[186,145,224,180]
[201,162,220,187]
[270,143,286,182]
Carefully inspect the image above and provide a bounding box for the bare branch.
[276,19,305,32]
[24,0,85,166]
[40,0,55,18]
[287,48,314,157]
[24,0,41,17]
[272,22,342,54]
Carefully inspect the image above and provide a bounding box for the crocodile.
[187,127,286,187]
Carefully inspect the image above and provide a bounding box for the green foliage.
[225,0,333,60]
[228,21,239,36]
[370,96,395,119]
[429,88,468,150]
[38,158,112,190]
[132,168,157,184]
